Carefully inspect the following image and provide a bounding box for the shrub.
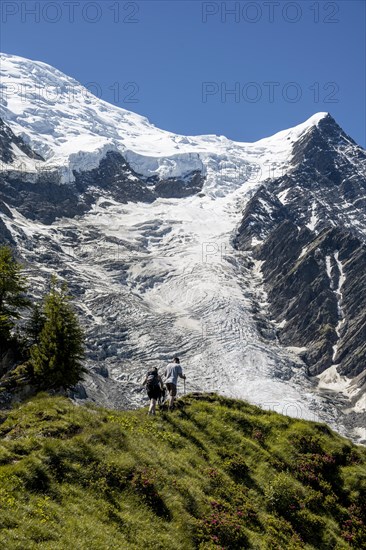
[341,504,366,548]
[291,508,326,545]
[129,467,170,519]
[222,453,249,483]
[265,472,305,516]
[195,500,250,549]
[264,515,304,549]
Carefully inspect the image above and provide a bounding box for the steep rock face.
[147,170,204,199]
[285,115,366,237]
[0,174,93,224]
[335,242,366,377]
[0,118,44,164]
[73,150,204,202]
[234,187,292,250]
[234,115,366,380]
[0,203,15,245]
[259,225,365,377]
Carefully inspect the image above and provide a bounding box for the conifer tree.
[0,246,29,347]
[25,303,46,346]
[30,277,85,389]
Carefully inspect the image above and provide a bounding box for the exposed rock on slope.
[0,117,205,224]
[0,117,44,164]
[234,114,366,388]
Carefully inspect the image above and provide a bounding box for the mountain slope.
[0,53,365,444]
[234,114,366,435]
[0,394,365,549]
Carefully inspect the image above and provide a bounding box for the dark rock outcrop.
[0,118,205,226]
[0,118,44,164]
[0,174,94,224]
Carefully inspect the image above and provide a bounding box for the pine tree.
[0,246,29,348]
[25,303,46,346]
[30,277,85,389]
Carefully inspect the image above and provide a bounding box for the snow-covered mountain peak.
[0,53,337,192]
[254,111,330,146]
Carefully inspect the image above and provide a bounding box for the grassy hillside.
[0,393,365,549]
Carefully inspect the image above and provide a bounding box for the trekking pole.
[184,377,186,395]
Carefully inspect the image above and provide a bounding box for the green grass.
[0,393,365,549]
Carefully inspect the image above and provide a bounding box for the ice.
[278,188,290,204]
[354,392,366,413]
[317,365,350,392]
[353,427,366,441]
[325,255,332,280]
[251,236,263,246]
[306,201,318,231]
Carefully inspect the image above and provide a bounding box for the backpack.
[146,370,160,390]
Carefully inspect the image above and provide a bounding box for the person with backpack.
[164,357,186,410]
[143,367,163,416]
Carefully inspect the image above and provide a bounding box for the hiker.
[164,357,186,410]
[143,367,163,416]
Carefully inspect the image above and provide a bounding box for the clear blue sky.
[1,1,365,146]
